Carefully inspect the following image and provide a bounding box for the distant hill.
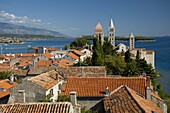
[0,22,68,38]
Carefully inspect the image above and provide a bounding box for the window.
[58,84,62,90]
[50,89,53,95]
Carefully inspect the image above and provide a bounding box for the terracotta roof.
[67,52,79,60]
[15,53,40,57]
[12,69,28,76]
[28,66,56,75]
[42,53,54,58]
[133,48,146,51]
[0,67,12,72]
[35,60,52,67]
[61,77,147,97]
[57,59,74,67]
[104,85,163,113]
[146,50,154,54]
[18,61,30,67]
[46,47,59,51]
[28,70,62,90]
[0,102,73,113]
[71,49,84,56]
[151,91,163,101]
[0,54,5,59]
[0,79,17,98]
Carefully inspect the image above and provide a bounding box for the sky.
[0,0,170,37]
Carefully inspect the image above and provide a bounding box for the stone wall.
[77,97,104,113]
[58,66,106,77]
[9,81,46,103]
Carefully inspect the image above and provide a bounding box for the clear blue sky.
[0,0,170,37]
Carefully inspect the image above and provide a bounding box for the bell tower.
[108,18,115,47]
[94,22,104,45]
[129,32,135,50]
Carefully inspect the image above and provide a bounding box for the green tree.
[124,50,132,63]
[0,71,11,80]
[57,95,70,102]
[70,38,90,48]
[123,61,140,76]
[104,55,126,75]
[92,37,104,66]
[103,40,113,57]
[64,44,70,50]
[136,50,140,61]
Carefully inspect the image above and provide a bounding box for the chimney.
[56,73,59,81]
[105,86,109,97]
[10,74,14,84]
[146,86,151,100]
[33,59,36,67]
[70,91,77,107]
[146,76,151,87]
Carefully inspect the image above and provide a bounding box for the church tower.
[129,32,135,50]
[94,22,104,45]
[108,18,115,47]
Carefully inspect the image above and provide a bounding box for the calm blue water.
[1,37,170,94]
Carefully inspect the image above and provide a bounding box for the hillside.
[0,22,67,38]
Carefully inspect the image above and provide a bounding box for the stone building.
[129,32,135,50]
[9,70,64,103]
[108,18,115,47]
[94,22,104,45]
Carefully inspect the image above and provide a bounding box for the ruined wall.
[58,66,106,77]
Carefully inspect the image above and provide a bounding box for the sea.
[1,37,170,94]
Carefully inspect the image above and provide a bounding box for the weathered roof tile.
[61,77,147,97]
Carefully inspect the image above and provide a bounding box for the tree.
[103,40,113,57]
[136,50,140,61]
[70,38,90,48]
[91,36,104,66]
[104,55,126,75]
[124,50,132,63]
[0,71,11,80]
[64,44,70,50]
[123,61,140,76]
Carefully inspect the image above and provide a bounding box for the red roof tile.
[35,60,52,67]
[71,49,84,56]
[104,85,163,113]
[0,102,72,113]
[0,79,17,98]
[67,52,79,60]
[151,91,163,101]
[57,59,73,67]
[61,77,147,97]
[15,53,40,57]
[42,53,54,58]
[28,70,63,90]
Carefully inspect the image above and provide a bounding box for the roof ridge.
[68,76,145,79]
[124,86,146,112]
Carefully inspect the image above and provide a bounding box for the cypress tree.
[92,35,104,66]
[136,50,140,61]
[124,49,132,63]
